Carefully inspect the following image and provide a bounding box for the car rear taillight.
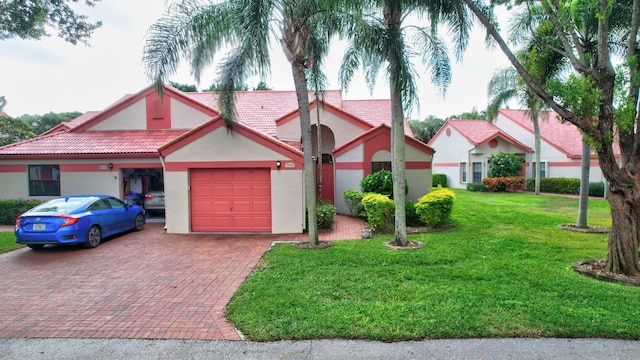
[58,215,79,227]
[15,216,22,227]
[145,195,153,200]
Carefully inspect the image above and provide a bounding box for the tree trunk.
[291,63,319,246]
[532,116,541,195]
[605,190,640,276]
[576,138,590,228]
[390,83,408,246]
[384,0,407,246]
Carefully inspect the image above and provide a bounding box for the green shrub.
[482,176,525,192]
[360,170,408,198]
[415,188,456,228]
[466,183,488,192]
[343,190,366,218]
[0,199,43,225]
[361,193,395,233]
[488,152,525,177]
[432,174,448,188]
[405,200,424,227]
[316,202,338,230]
[589,182,605,197]
[525,178,580,194]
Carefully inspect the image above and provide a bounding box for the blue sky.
[0,0,511,120]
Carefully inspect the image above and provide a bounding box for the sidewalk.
[2,338,640,359]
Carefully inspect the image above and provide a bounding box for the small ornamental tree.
[488,152,524,178]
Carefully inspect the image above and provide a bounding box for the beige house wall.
[170,98,215,129]
[90,100,147,131]
[278,108,367,146]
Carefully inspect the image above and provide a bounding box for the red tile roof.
[187,90,345,137]
[432,119,532,152]
[497,109,614,158]
[0,130,187,158]
[0,86,403,157]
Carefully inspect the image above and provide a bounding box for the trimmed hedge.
[361,193,395,233]
[589,182,605,197]
[432,174,448,188]
[466,182,488,192]
[482,176,525,192]
[415,187,456,228]
[0,199,43,225]
[405,200,424,227]
[525,178,580,194]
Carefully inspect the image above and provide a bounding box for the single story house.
[428,109,614,189]
[0,85,434,233]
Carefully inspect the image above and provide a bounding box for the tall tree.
[0,114,35,146]
[144,0,356,246]
[340,0,471,246]
[461,0,640,276]
[0,0,102,44]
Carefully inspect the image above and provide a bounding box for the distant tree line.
[0,111,81,146]
[169,81,272,92]
[409,108,487,144]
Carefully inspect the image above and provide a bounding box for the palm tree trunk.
[390,74,407,246]
[576,138,590,227]
[292,63,319,245]
[532,116,541,195]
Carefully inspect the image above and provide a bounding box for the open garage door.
[190,168,271,232]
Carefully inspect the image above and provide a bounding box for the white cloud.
[0,0,512,120]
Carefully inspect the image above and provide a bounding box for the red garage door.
[190,168,271,232]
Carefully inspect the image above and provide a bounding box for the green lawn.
[226,190,640,341]
[0,230,21,253]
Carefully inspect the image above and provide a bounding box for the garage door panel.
[190,168,271,232]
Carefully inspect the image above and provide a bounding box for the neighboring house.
[0,85,434,234]
[429,109,614,189]
[428,119,533,188]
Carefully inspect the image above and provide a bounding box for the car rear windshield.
[30,198,90,213]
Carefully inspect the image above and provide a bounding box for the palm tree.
[487,67,547,195]
[339,0,471,246]
[143,0,356,246]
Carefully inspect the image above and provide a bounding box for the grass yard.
[0,231,21,253]
[226,190,640,341]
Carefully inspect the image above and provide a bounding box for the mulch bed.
[557,224,609,233]
[573,259,640,287]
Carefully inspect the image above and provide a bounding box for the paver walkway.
[0,215,364,340]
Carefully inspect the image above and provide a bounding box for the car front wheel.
[84,225,101,248]
[134,213,144,231]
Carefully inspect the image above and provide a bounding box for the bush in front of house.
[466,182,488,192]
[405,200,424,227]
[589,182,605,197]
[482,176,525,192]
[343,190,366,218]
[0,199,43,225]
[488,152,525,177]
[361,193,395,233]
[360,170,408,198]
[415,187,456,228]
[432,174,447,188]
[525,177,580,194]
[316,202,338,230]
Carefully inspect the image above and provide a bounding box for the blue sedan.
[15,195,145,249]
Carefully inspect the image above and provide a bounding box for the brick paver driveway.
[0,223,275,340]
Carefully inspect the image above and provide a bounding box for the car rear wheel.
[27,244,45,250]
[84,225,101,248]
[134,213,144,231]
